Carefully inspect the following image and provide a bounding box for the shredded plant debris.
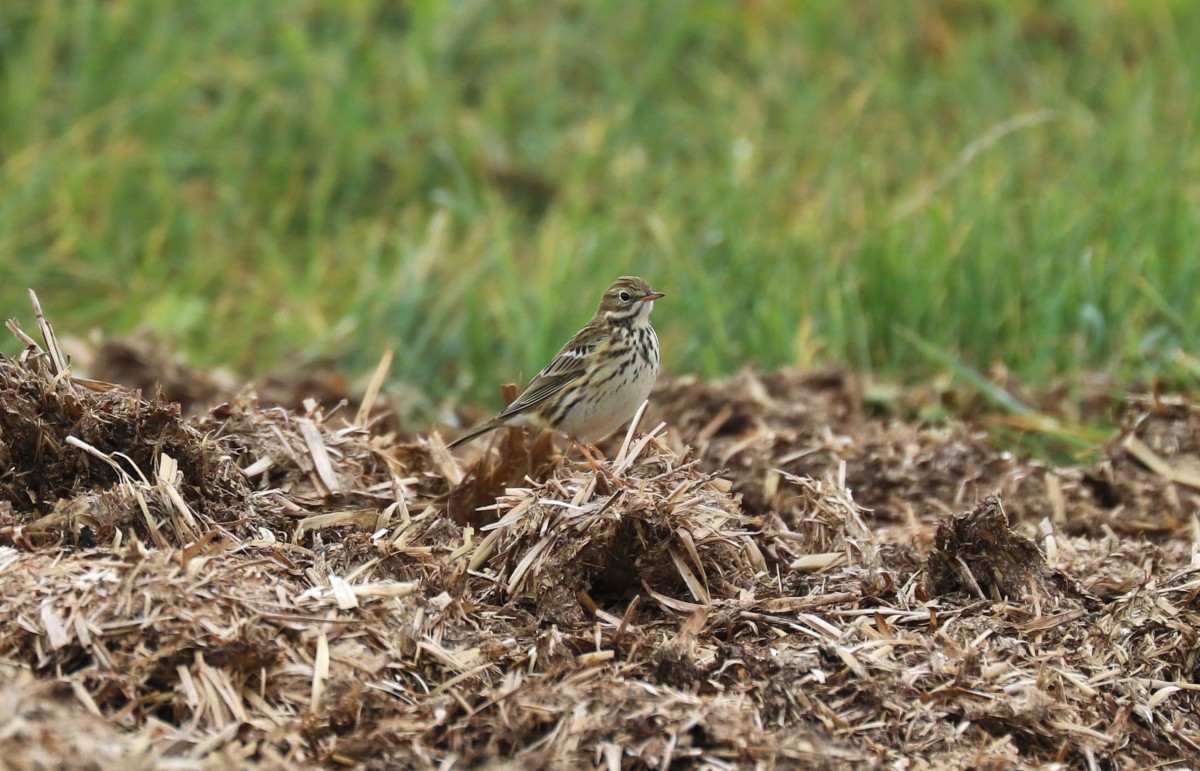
[2,298,1199,769]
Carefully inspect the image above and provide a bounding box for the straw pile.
[2,298,1199,768]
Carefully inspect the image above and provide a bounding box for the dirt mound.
[2,307,1199,768]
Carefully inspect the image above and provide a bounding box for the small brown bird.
[448,276,664,459]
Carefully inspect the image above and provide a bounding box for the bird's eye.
[619,291,632,302]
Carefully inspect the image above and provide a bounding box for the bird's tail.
[446,420,502,450]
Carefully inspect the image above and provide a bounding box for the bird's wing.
[494,326,600,419]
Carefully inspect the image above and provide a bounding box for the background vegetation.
[2,0,1198,415]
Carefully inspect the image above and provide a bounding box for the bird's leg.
[571,439,624,486]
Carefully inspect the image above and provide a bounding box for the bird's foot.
[572,440,625,487]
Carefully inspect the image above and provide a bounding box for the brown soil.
[2,317,1199,769]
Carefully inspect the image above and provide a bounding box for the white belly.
[558,361,657,442]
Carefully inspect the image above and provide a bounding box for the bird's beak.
[642,291,665,302]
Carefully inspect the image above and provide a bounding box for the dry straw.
[2,293,1199,767]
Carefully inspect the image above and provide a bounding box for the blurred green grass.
[2,0,1198,414]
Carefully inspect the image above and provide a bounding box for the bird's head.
[597,276,664,325]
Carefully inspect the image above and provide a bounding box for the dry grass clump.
[0,337,249,550]
[4,298,1200,767]
[467,439,762,616]
[924,496,1070,601]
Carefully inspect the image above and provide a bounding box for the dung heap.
[2,307,1199,768]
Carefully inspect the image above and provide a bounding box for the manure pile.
[2,312,1199,769]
